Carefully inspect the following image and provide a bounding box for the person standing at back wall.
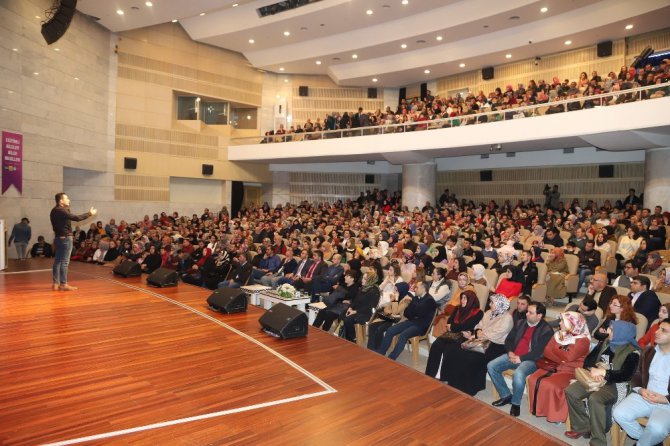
[50,192,97,291]
[8,217,31,260]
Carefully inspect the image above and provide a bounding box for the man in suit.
[587,272,618,313]
[309,253,344,298]
[613,318,670,446]
[217,252,252,289]
[260,249,297,288]
[276,249,312,286]
[293,250,327,291]
[629,276,662,331]
[488,302,554,417]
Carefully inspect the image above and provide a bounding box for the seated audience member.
[91,241,109,264]
[103,240,120,263]
[141,245,162,274]
[527,312,591,423]
[30,236,53,258]
[593,295,638,341]
[641,251,664,277]
[655,267,670,294]
[260,249,297,288]
[309,253,344,297]
[341,270,380,343]
[181,247,211,285]
[217,252,252,289]
[312,271,360,332]
[276,249,312,286]
[613,318,670,446]
[494,265,524,300]
[543,227,564,248]
[586,272,618,313]
[545,248,569,305]
[564,320,641,444]
[470,263,490,290]
[576,239,601,293]
[616,227,642,270]
[250,246,282,284]
[428,267,453,309]
[519,250,538,296]
[629,276,662,331]
[549,296,600,334]
[366,282,411,350]
[434,273,473,332]
[512,295,530,324]
[375,281,437,360]
[428,294,513,395]
[638,303,670,348]
[435,289,483,344]
[488,301,553,417]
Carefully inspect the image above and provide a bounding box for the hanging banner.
[2,130,23,194]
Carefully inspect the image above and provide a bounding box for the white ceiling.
[77,0,670,87]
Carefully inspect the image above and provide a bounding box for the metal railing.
[230,83,669,145]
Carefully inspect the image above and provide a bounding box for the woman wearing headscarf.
[527,312,591,422]
[564,320,640,445]
[545,247,569,305]
[433,272,473,335]
[470,263,490,289]
[366,282,411,351]
[654,267,670,294]
[494,265,524,300]
[341,269,380,343]
[181,247,212,286]
[429,294,513,395]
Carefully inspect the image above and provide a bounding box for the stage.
[0,260,565,445]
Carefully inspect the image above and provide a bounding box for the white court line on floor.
[0,268,51,274]
[26,270,337,445]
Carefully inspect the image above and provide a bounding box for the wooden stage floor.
[0,260,566,445]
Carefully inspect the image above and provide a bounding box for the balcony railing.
[230,83,669,145]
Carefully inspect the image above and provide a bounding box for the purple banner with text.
[2,130,23,194]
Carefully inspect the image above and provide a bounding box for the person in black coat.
[341,270,380,342]
[519,250,538,295]
[313,271,360,332]
[217,252,252,288]
[375,281,437,360]
[629,276,661,331]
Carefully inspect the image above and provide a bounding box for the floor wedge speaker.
[147,268,178,287]
[207,288,248,314]
[113,260,142,278]
[259,303,308,339]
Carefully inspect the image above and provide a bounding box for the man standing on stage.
[50,192,96,291]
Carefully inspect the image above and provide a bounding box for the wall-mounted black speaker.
[365,174,375,184]
[420,83,427,100]
[202,164,213,175]
[598,165,614,178]
[367,88,377,99]
[124,157,137,170]
[482,67,494,80]
[258,303,308,339]
[41,0,78,45]
[480,170,493,182]
[113,260,142,278]
[298,86,309,97]
[147,268,178,287]
[207,288,248,314]
[597,41,613,58]
[399,87,406,102]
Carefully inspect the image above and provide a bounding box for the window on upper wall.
[176,95,230,124]
[230,107,258,130]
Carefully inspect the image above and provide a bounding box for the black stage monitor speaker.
[147,268,178,287]
[207,288,247,314]
[202,164,213,175]
[259,303,308,339]
[124,157,137,170]
[480,170,493,182]
[298,86,309,97]
[598,164,614,178]
[597,41,613,58]
[482,66,494,80]
[41,0,78,45]
[367,87,377,99]
[113,260,141,278]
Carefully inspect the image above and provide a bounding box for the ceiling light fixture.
[35,15,41,19]
[505,54,512,59]
[366,9,373,15]
[402,0,409,4]
[171,19,178,22]
[564,40,572,45]
[283,31,290,36]
[74,77,79,80]
[424,69,430,74]
[116,9,124,15]
[352,54,358,59]
[54,48,60,51]
[540,7,548,13]
[33,72,39,75]
[233,3,239,6]
[248,39,255,43]
[145,1,153,6]
[401,43,407,49]
[199,12,206,16]
[436,36,443,41]
[459,63,465,68]
[372,78,378,82]
[315,60,322,65]
[12,48,18,52]
[284,79,288,83]
[279,67,285,71]
[625,24,634,30]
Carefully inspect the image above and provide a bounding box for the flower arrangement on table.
[276,283,297,299]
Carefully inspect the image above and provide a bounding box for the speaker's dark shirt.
[50,206,92,237]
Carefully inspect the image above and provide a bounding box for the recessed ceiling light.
[233,3,239,6]
[74,77,79,81]
[171,19,178,23]
[54,48,60,51]
[279,67,285,71]
[436,36,443,41]
[625,24,634,30]
[459,63,465,68]
[284,79,288,83]
[564,40,572,45]
[540,7,548,13]
[116,9,124,15]
[200,12,206,16]
[8,90,13,94]
[315,60,322,65]
[366,9,373,15]
[33,72,39,75]
[283,31,290,36]
[505,54,512,59]
[401,43,407,49]
[372,78,378,82]
[352,54,358,59]
[248,39,255,44]
[12,48,18,52]
[402,0,409,4]
[424,69,430,74]
[145,1,153,6]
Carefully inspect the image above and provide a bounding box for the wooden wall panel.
[288,172,381,203]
